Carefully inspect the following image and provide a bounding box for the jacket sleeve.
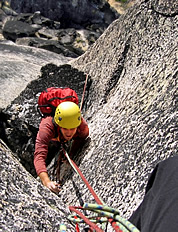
[69,117,89,158]
[34,117,56,175]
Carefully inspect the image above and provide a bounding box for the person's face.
[60,128,77,141]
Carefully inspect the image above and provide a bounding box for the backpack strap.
[48,95,76,102]
[52,118,60,139]
[37,104,56,118]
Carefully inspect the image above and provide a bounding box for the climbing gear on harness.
[54,101,81,129]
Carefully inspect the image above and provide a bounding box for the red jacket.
[34,116,89,175]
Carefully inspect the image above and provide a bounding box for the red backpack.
[37,87,79,117]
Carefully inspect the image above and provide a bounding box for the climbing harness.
[60,148,140,232]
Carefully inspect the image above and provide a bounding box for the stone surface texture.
[0,41,72,108]
[0,0,177,231]
[0,140,74,231]
[69,0,177,217]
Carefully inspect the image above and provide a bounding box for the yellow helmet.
[54,101,81,129]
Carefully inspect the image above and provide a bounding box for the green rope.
[84,203,139,232]
[68,203,140,232]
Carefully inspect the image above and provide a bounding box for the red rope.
[74,216,80,232]
[70,206,103,232]
[69,158,103,204]
[80,73,89,110]
[64,150,122,232]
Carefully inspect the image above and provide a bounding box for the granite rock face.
[0,139,74,231]
[0,41,72,108]
[0,0,177,231]
[68,0,178,216]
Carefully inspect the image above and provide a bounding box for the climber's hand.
[45,181,61,194]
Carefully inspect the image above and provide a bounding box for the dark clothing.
[129,156,178,232]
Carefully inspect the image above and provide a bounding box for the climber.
[34,101,89,194]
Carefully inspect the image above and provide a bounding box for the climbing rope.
[60,149,140,232]
[59,76,139,231]
[80,73,89,110]
[63,147,104,205]
[68,203,140,232]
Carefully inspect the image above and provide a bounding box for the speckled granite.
[0,139,74,231]
[0,0,177,231]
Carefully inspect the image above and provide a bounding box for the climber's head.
[54,101,81,140]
